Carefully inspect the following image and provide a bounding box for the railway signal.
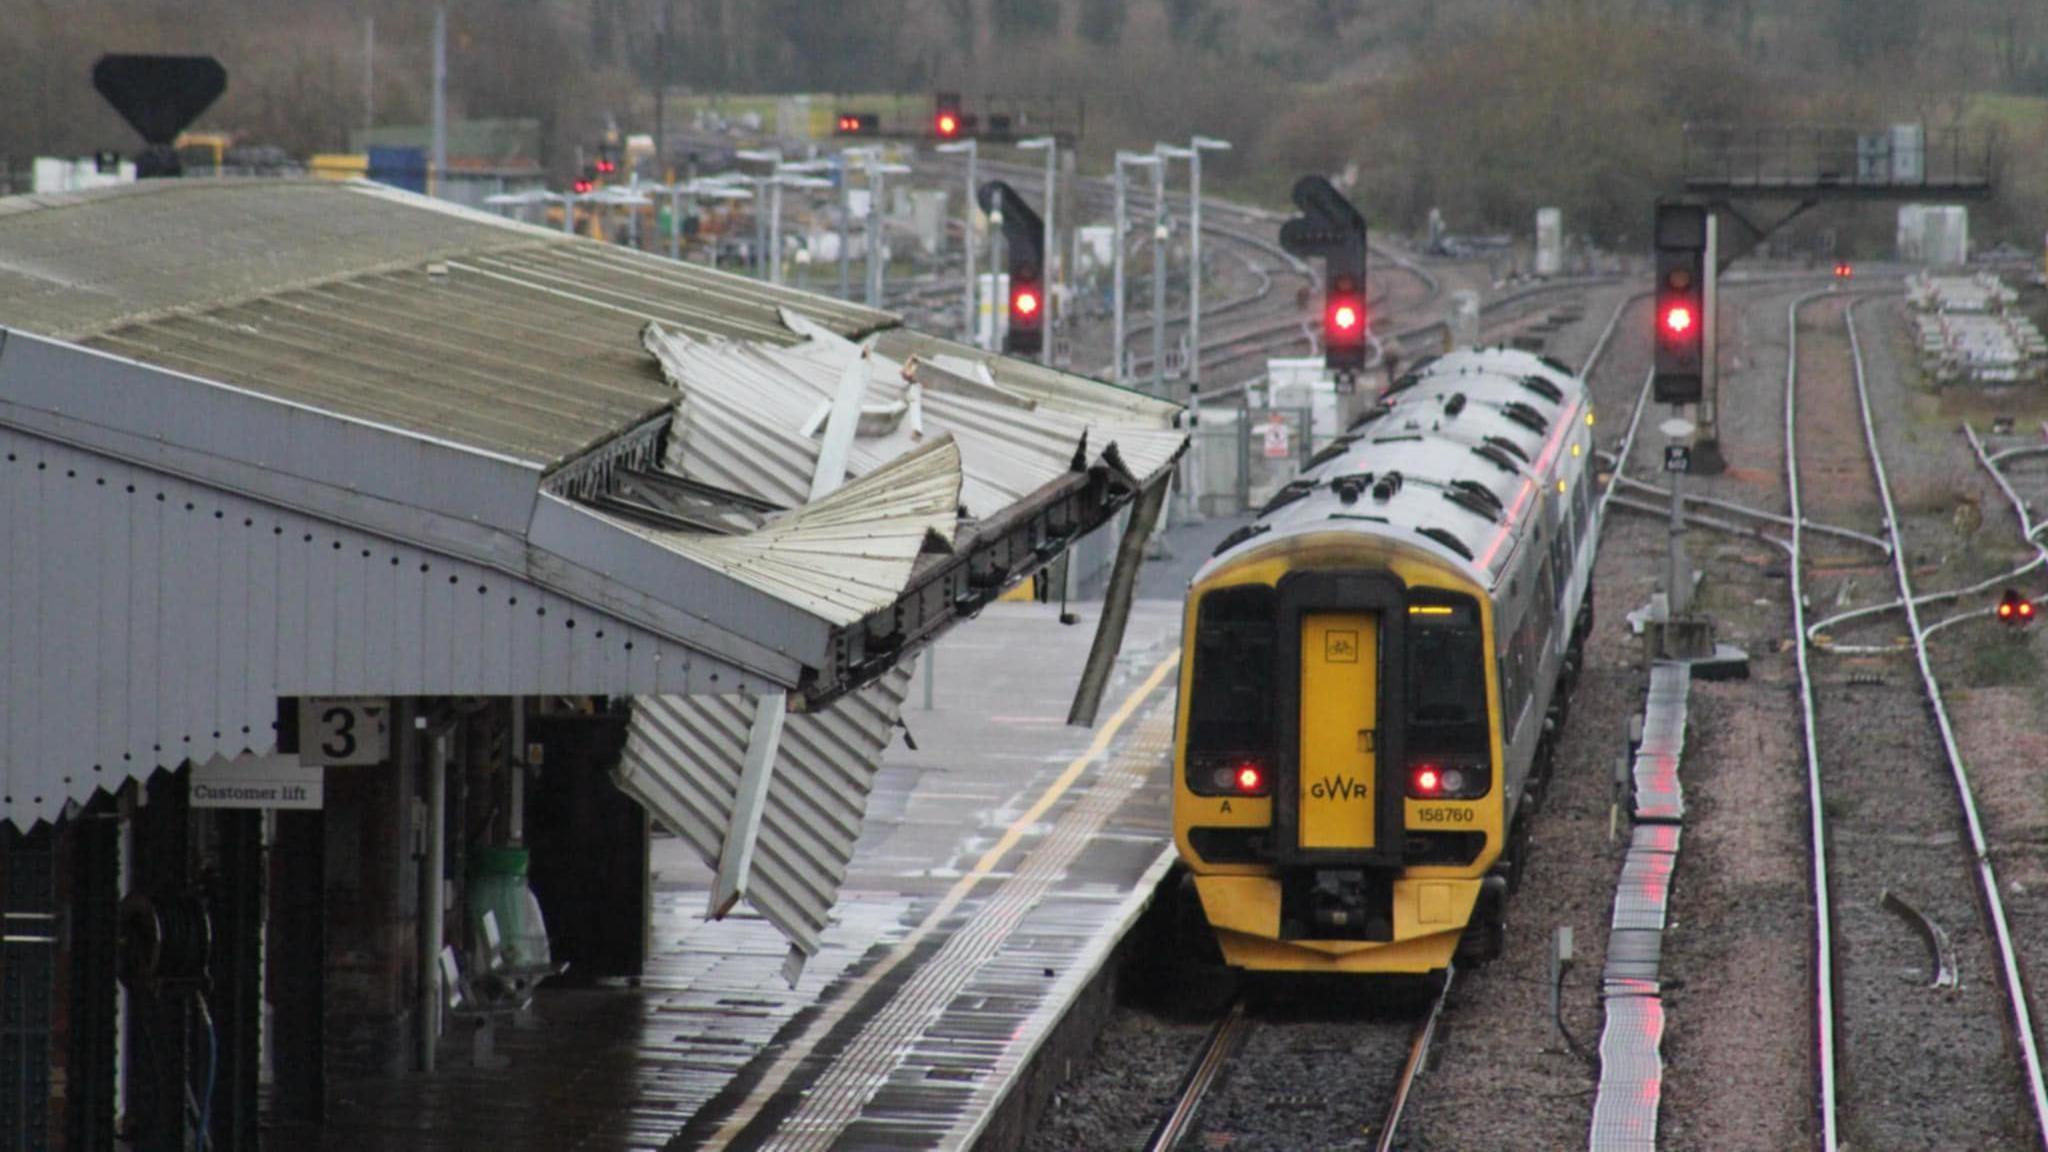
[1997,588,2036,627]
[977,180,1046,356]
[834,111,879,136]
[934,91,964,140]
[1653,201,1710,404]
[1834,261,1854,281]
[1279,174,1370,376]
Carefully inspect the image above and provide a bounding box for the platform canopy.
[0,179,1183,829]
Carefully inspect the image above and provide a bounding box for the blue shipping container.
[367,146,428,194]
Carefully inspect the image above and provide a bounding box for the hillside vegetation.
[5,0,2043,246]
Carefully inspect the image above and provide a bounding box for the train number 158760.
[1415,806,1476,825]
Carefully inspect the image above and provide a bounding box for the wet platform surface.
[291,599,1185,1151]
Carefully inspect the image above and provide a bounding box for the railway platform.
[297,599,1187,1151]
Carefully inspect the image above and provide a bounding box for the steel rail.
[1143,998,1251,1152]
[1782,288,1843,1152]
[1812,553,2046,644]
[1374,968,1456,1152]
[1844,299,2048,1143]
[1612,474,1890,552]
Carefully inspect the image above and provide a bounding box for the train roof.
[1200,346,1589,588]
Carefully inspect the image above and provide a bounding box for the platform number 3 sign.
[298,698,392,766]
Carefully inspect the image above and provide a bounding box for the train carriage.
[1171,347,1599,974]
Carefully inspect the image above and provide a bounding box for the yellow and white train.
[1171,347,1598,974]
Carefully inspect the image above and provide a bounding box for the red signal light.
[595,159,616,175]
[937,112,959,137]
[1233,763,1264,794]
[2000,601,2015,620]
[1013,289,1039,317]
[1329,300,1362,333]
[1663,304,1694,337]
[572,178,594,195]
[2024,601,2038,620]
[1413,766,1442,795]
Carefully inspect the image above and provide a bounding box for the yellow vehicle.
[1171,347,1598,974]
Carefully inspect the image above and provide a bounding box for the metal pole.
[768,180,784,285]
[866,161,883,307]
[1668,443,1690,618]
[989,203,1003,350]
[1152,157,1167,397]
[754,178,768,278]
[669,186,682,261]
[561,194,575,235]
[1113,160,1126,382]
[363,16,374,138]
[1186,145,1203,518]
[922,646,935,711]
[946,141,977,341]
[1042,141,1056,367]
[430,7,447,199]
[419,729,447,1073]
[838,161,852,300]
[1188,147,1204,395]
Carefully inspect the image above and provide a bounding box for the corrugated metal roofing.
[0,179,892,469]
[615,663,913,960]
[647,317,1184,518]
[604,436,964,626]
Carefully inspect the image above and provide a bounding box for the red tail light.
[1234,763,1265,794]
[1412,765,1442,796]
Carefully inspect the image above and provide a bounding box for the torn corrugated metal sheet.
[644,315,1183,517]
[596,436,963,626]
[614,661,914,969]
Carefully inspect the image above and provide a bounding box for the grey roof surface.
[0,179,893,469]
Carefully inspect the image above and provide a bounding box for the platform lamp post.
[851,151,912,309]
[1113,150,1161,385]
[833,147,875,301]
[1181,135,1232,522]
[736,147,783,278]
[1152,144,1194,398]
[934,137,978,344]
[766,164,835,287]
[1017,136,1057,366]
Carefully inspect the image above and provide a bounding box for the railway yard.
[13,45,2048,1152]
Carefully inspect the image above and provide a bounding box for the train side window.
[1187,585,1279,756]
[1407,593,1488,756]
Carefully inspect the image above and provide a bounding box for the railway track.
[1787,292,2048,1148]
[1141,973,1454,1152]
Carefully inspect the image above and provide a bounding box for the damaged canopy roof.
[0,179,1184,827]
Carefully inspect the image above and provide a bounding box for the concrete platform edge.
[961,846,1179,1152]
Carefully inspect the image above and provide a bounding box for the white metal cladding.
[598,437,964,626]
[614,662,913,959]
[645,318,1185,516]
[0,424,763,829]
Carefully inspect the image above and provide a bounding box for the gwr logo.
[1311,775,1369,801]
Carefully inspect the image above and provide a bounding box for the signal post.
[1649,201,1735,669]
[1280,175,1372,428]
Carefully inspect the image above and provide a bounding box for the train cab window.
[1187,585,1279,761]
[1406,594,1488,756]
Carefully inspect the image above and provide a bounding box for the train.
[1169,346,1599,974]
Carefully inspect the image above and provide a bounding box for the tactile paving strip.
[1590,661,1692,1151]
